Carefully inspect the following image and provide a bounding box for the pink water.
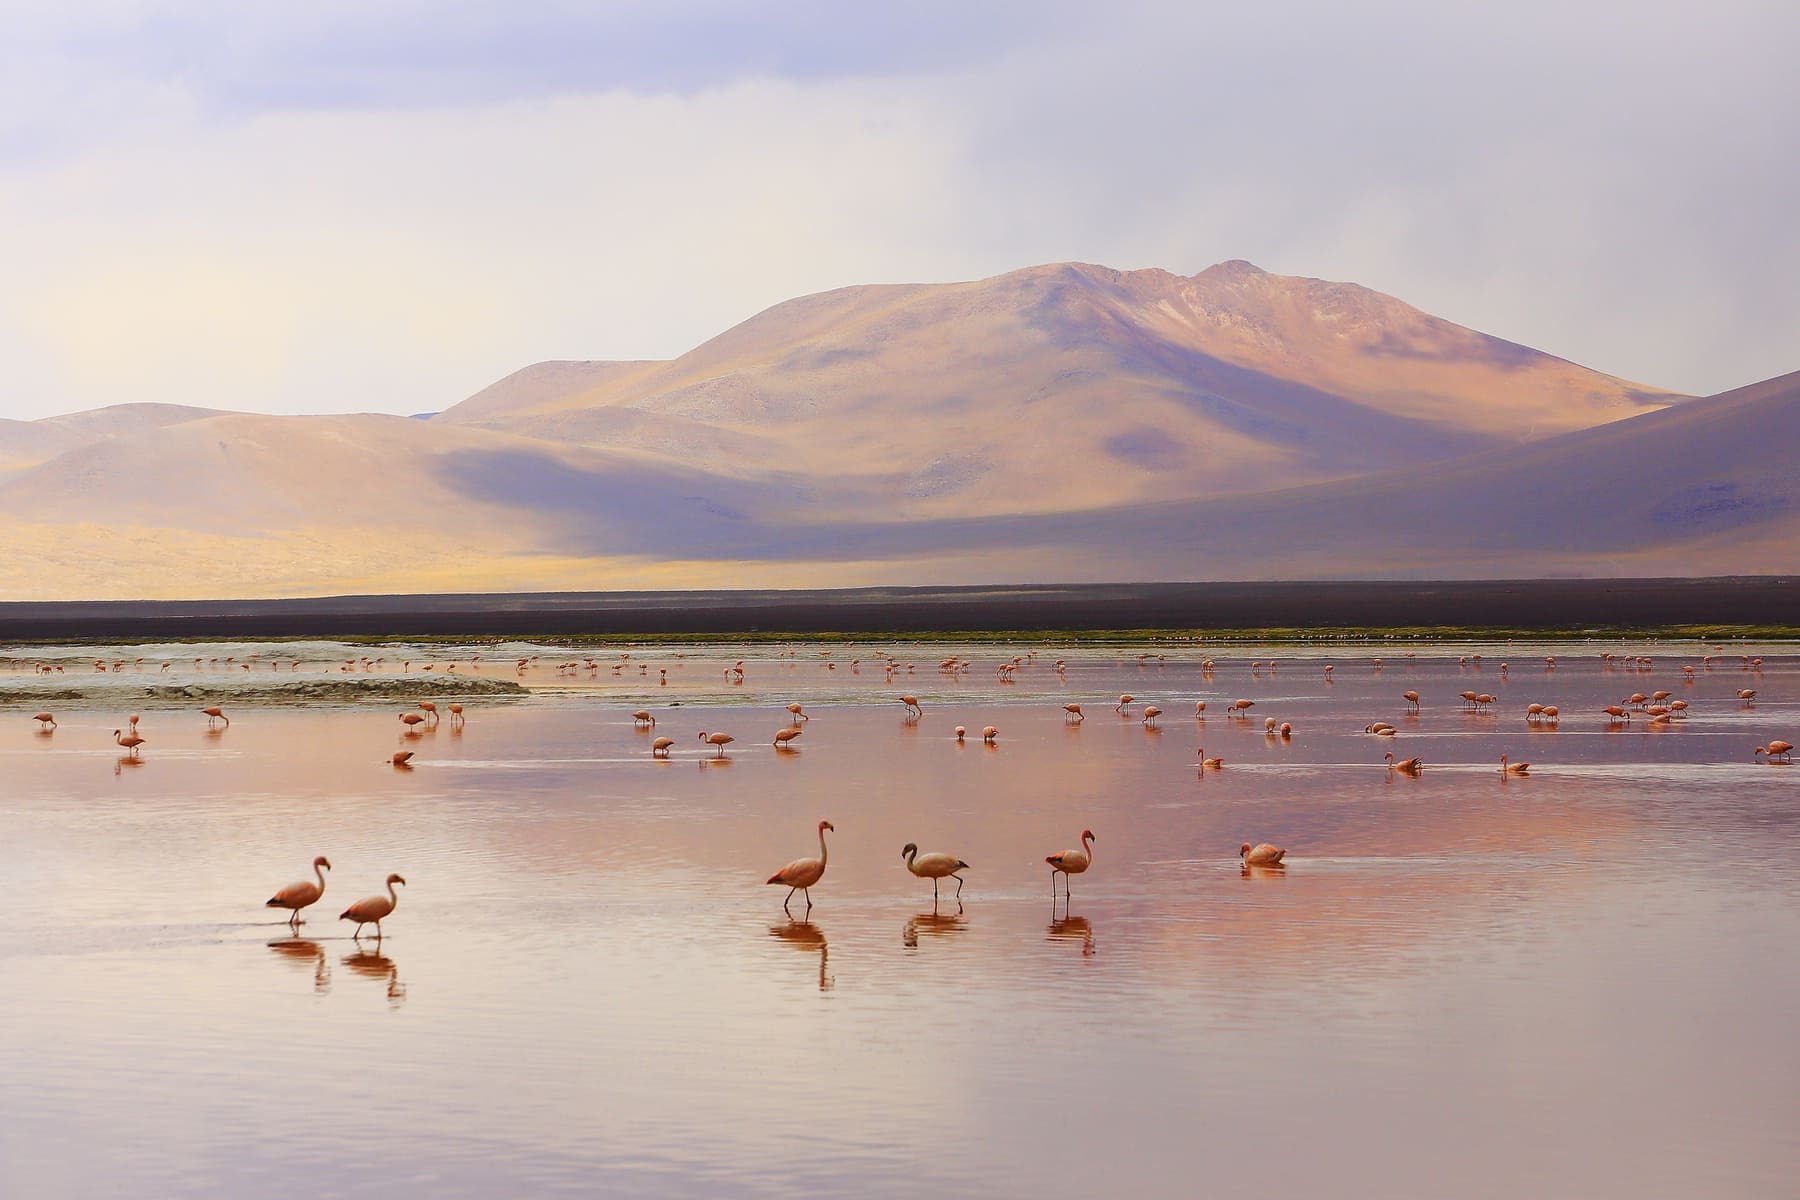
[1,642,1796,1197]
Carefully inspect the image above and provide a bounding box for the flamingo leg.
[783,887,796,913]
[953,874,964,898]
[932,878,939,901]
[803,889,813,911]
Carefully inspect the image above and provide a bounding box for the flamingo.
[1142,705,1162,727]
[266,856,331,927]
[773,726,804,749]
[632,710,656,727]
[1198,747,1223,770]
[1116,694,1133,714]
[1063,704,1085,722]
[445,702,464,726]
[1603,706,1630,723]
[391,751,414,767]
[418,701,439,725]
[697,731,735,757]
[1229,699,1255,716]
[900,695,922,718]
[1402,691,1420,712]
[1500,754,1530,776]
[787,703,809,722]
[202,706,229,728]
[1240,842,1285,866]
[113,729,147,757]
[651,736,675,758]
[767,820,833,913]
[1738,690,1758,704]
[1279,721,1293,738]
[1045,829,1095,898]
[1754,741,1793,763]
[902,843,969,902]
[1193,700,1207,716]
[955,725,966,743]
[981,725,998,744]
[1385,751,1424,776]
[399,712,426,732]
[32,712,55,730]
[340,874,406,939]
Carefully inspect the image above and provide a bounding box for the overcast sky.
[1,0,1793,421]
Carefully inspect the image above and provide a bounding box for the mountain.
[434,261,1677,516]
[6,259,1778,602]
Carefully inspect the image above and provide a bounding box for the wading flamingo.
[1240,842,1285,866]
[773,726,803,749]
[1045,829,1095,899]
[902,843,969,902]
[981,725,999,744]
[448,703,464,726]
[1142,705,1162,727]
[697,731,735,757]
[1385,751,1424,776]
[767,820,833,913]
[1116,695,1133,714]
[417,701,439,725]
[787,703,808,722]
[113,729,147,757]
[340,874,406,940]
[202,706,229,728]
[900,695,922,718]
[390,751,414,767]
[1198,747,1223,770]
[1500,755,1531,776]
[399,713,426,732]
[266,856,331,927]
[1403,691,1420,712]
[651,736,675,758]
[1064,704,1085,722]
[1754,741,1793,762]
[632,710,656,727]
[32,712,55,730]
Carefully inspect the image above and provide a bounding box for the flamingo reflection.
[1047,914,1096,957]
[768,921,833,991]
[903,909,967,948]
[268,938,330,992]
[342,949,406,1004]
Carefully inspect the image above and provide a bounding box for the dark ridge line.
[0,579,1792,639]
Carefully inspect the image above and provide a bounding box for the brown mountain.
[1,260,1750,601]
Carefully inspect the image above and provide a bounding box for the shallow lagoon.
[1,641,1796,1197]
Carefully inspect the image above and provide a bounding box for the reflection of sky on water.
[0,644,1796,1196]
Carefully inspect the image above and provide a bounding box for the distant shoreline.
[0,579,1793,642]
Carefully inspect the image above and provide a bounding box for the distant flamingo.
[1142,705,1162,727]
[1046,829,1095,899]
[1385,751,1424,776]
[1403,691,1420,712]
[1116,694,1133,714]
[902,843,969,902]
[1198,747,1223,770]
[982,725,998,744]
[391,751,414,767]
[113,729,146,757]
[651,736,675,758]
[1064,704,1085,722]
[1603,706,1630,723]
[1500,754,1531,776]
[398,713,425,732]
[266,856,331,927]
[1240,842,1285,866]
[773,726,803,749]
[767,820,833,913]
[697,731,735,757]
[32,712,55,730]
[955,726,967,743]
[1754,741,1793,763]
[202,706,229,728]
[632,710,656,727]
[1193,700,1207,716]
[1229,699,1255,716]
[787,703,808,722]
[900,695,922,718]
[340,874,406,939]
[417,701,439,725]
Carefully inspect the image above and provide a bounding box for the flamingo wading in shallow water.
[697,731,735,757]
[340,874,406,939]
[266,856,330,927]
[1046,829,1095,899]
[767,820,833,914]
[902,843,969,902]
[1241,842,1285,867]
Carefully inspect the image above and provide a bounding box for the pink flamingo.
[767,820,833,913]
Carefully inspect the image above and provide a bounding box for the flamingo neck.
[818,827,829,865]
[315,862,328,892]
[1082,833,1094,856]
[386,879,399,906]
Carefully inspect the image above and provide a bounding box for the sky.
[1,0,1794,422]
